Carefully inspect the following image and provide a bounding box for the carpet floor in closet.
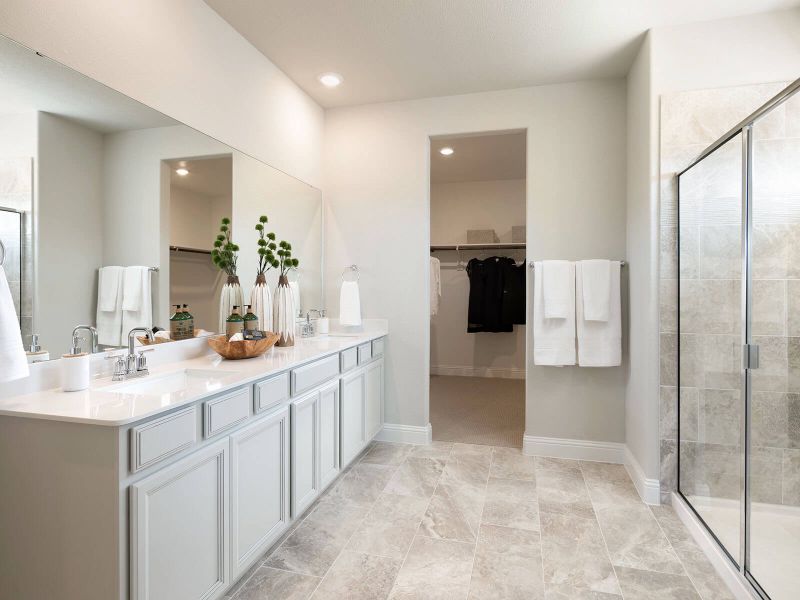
[429,375,524,448]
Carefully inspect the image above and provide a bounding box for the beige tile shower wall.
[659,82,800,505]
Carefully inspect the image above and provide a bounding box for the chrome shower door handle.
[743,344,759,370]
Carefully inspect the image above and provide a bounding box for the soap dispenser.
[26,333,50,363]
[182,304,195,338]
[226,305,245,337]
[243,305,258,331]
[60,333,90,392]
[169,304,183,340]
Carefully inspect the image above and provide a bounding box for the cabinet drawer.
[372,338,384,358]
[254,372,290,414]
[204,387,251,437]
[340,347,358,373]
[292,355,340,396]
[357,343,372,365]
[131,406,197,472]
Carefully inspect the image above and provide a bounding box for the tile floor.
[226,441,735,600]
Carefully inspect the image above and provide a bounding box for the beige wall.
[324,79,628,442]
[0,0,323,188]
[430,179,526,376]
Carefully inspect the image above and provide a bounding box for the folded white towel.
[542,260,573,319]
[97,266,124,346]
[0,266,29,382]
[98,266,123,312]
[339,280,362,327]
[580,260,611,321]
[121,266,152,336]
[122,266,146,311]
[576,261,621,367]
[533,261,576,366]
[430,256,441,317]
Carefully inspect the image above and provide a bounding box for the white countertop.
[0,330,386,427]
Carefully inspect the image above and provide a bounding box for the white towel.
[580,260,611,321]
[288,281,301,317]
[533,261,576,366]
[97,266,124,346]
[0,267,28,382]
[542,260,573,319]
[121,266,152,336]
[339,280,362,327]
[576,261,621,367]
[98,266,123,312]
[430,256,441,317]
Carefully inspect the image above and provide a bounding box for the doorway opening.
[429,130,527,448]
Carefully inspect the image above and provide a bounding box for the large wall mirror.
[0,34,323,359]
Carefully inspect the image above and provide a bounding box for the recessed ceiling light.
[318,72,343,88]
[439,147,454,156]
[175,167,189,176]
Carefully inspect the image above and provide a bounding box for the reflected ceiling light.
[439,147,454,156]
[175,167,189,176]
[318,72,343,88]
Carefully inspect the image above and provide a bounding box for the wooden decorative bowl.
[207,332,280,360]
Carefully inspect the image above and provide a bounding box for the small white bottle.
[61,334,91,392]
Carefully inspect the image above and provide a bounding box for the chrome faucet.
[71,325,99,353]
[125,327,154,378]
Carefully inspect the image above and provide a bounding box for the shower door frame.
[676,77,800,600]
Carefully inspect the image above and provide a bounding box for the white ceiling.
[168,156,233,197]
[0,35,176,133]
[431,131,526,184]
[205,0,800,108]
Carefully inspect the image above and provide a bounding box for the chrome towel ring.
[341,264,359,282]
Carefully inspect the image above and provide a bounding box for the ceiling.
[0,34,176,133]
[431,131,526,184]
[205,0,800,108]
[168,156,233,197]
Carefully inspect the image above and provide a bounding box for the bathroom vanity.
[0,331,386,600]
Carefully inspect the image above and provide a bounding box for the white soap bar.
[229,332,244,342]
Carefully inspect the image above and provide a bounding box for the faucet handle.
[105,354,127,381]
[136,348,154,374]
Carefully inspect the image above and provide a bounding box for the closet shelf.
[430,243,526,251]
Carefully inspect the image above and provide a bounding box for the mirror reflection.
[0,35,322,360]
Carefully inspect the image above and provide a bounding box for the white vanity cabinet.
[365,359,384,441]
[130,439,230,600]
[340,368,367,467]
[229,406,290,579]
[290,391,320,517]
[319,380,340,489]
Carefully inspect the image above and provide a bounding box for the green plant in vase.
[210,217,243,333]
[272,237,300,347]
[250,215,278,331]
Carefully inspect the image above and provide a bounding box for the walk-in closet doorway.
[427,130,527,448]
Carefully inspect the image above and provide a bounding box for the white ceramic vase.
[273,275,296,347]
[218,276,244,333]
[250,274,273,332]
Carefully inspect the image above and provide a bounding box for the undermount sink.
[106,368,239,396]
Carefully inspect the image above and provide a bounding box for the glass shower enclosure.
[677,78,800,600]
[0,206,22,321]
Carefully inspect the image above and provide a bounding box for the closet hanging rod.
[169,245,213,255]
[430,243,526,251]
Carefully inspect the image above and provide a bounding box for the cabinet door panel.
[365,359,384,441]
[319,381,340,490]
[130,440,228,600]
[291,392,319,517]
[230,407,289,578]
[340,370,366,467]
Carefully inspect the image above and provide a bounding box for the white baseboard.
[430,365,525,379]
[624,446,661,505]
[671,492,757,600]
[522,435,625,463]
[375,423,432,445]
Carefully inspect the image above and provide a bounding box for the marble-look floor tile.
[265,501,367,576]
[361,443,414,466]
[232,566,321,600]
[539,511,620,597]
[420,475,486,543]
[451,443,494,458]
[441,451,492,487]
[534,456,583,475]
[468,524,544,599]
[389,536,474,600]
[580,462,642,508]
[593,504,684,575]
[489,447,536,480]
[614,566,701,600]
[408,441,453,460]
[384,457,445,498]
[481,477,539,531]
[311,551,400,600]
[536,467,595,519]
[543,584,622,599]
[347,493,429,560]
[324,463,397,505]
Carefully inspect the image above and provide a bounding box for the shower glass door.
[0,207,22,321]
[678,79,800,600]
